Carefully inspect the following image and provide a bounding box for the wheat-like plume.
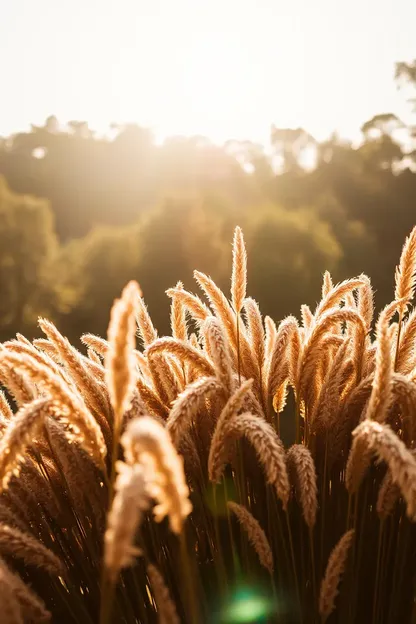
[170,281,187,342]
[267,316,298,399]
[136,376,169,419]
[136,294,158,348]
[322,271,333,298]
[376,469,401,519]
[319,529,355,621]
[167,376,222,445]
[38,319,109,417]
[0,390,12,422]
[0,557,51,622]
[350,419,416,519]
[301,304,314,333]
[208,379,254,482]
[396,308,416,373]
[105,281,140,420]
[0,524,64,576]
[287,444,318,528]
[243,297,265,373]
[0,399,50,492]
[223,412,289,508]
[394,224,416,315]
[231,226,247,314]
[203,316,234,393]
[315,278,364,319]
[4,352,106,468]
[121,416,192,533]
[147,563,180,624]
[146,337,215,377]
[0,362,35,407]
[311,340,350,432]
[0,559,24,624]
[104,461,149,584]
[227,501,273,574]
[166,287,210,323]
[363,300,400,426]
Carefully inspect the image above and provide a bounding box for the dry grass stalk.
[314,278,364,319]
[203,317,234,394]
[357,274,374,331]
[38,320,109,417]
[194,270,238,349]
[0,557,51,622]
[0,363,35,407]
[311,340,350,431]
[243,297,265,373]
[273,379,289,414]
[146,337,215,377]
[167,376,222,445]
[287,444,318,528]
[301,304,314,333]
[364,301,398,423]
[319,529,355,621]
[166,283,185,344]
[15,333,31,346]
[147,563,180,624]
[0,560,24,624]
[0,352,106,468]
[394,224,416,315]
[105,281,140,419]
[104,462,149,584]
[166,287,210,323]
[299,308,365,401]
[264,315,277,365]
[122,416,192,533]
[32,338,61,362]
[231,226,247,314]
[0,524,64,576]
[208,379,254,482]
[0,390,12,422]
[390,373,416,442]
[267,316,298,399]
[136,376,169,419]
[136,295,158,348]
[396,308,416,373]
[87,347,102,364]
[227,502,274,574]
[224,412,289,509]
[46,419,91,517]
[351,420,416,519]
[81,334,109,357]
[0,399,50,492]
[322,270,333,298]
[4,339,61,375]
[345,431,373,495]
[147,353,178,406]
[376,469,401,519]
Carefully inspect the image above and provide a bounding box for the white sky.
[1,0,415,144]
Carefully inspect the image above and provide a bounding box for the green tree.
[0,177,59,339]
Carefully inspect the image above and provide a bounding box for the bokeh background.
[1,0,416,343]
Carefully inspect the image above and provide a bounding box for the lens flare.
[221,587,274,623]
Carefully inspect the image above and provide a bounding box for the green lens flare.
[221,587,273,623]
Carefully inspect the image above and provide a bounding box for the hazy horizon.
[1,0,416,145]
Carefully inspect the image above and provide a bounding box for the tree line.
[0,60,416,343]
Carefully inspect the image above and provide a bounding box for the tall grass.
[0,226,416,623]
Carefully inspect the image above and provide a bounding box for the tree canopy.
[0,59,416,341]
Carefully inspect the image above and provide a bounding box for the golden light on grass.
[0,225,415,622]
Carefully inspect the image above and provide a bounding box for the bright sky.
[1,0,415,144]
